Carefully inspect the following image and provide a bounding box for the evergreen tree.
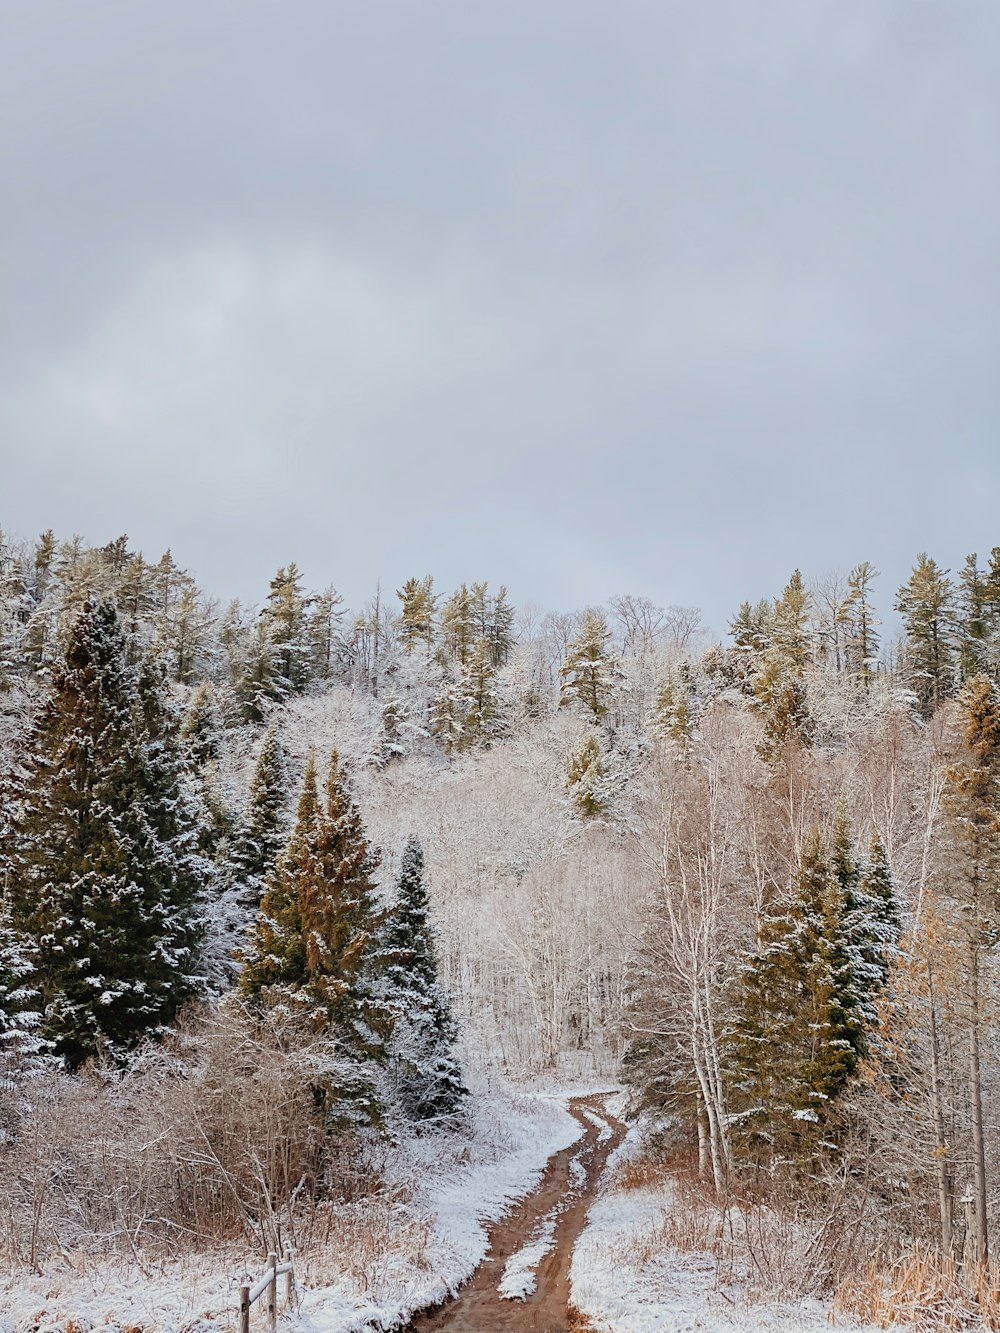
[462,639,504,749]
[240,749,390,1122]
[651,671,694,751]
[844,561,880,688]
[958,554,991,683]
[380,837,466,1125]
[727,834,862,1172]
[488,585,516,668]
[440,584,475,665]
[432,676,466,755]
[559,610,622,723]
[896,553,957,717]
[370,693,413,769]
[8,600,208,1067]
[228,721,290,910]
[752,649,813,764]
[771,569,812,672]
[308,585,346,683]
[261,563,312,696]
[0,896,51,1128]
[397,576,437,652]
[565,731,607,818]
[855,831,900,992]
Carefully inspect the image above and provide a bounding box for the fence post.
[238,1284,250,1333]
[267,1252,277,1331]
[284,1247,294,1310]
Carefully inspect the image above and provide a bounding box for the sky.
[2,0,998,636]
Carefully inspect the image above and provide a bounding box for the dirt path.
[406,1094,626,1333]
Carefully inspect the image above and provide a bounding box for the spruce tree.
[240,749,390,1122]
[727,834,861,1173]
[8,600,208,1067]
[380,837,466,1125]
[228,721,290,910]
[0,896,51,1125]
[895,553,957,717]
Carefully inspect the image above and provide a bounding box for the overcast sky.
[2,1,998,635]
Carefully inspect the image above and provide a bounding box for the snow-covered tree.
[240,748,390,1124]
[8,600,208,1067]
[559,610,622,723]
[380,837,466,1126]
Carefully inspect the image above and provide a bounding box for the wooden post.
[238,1284,250,1333]
[284,1248,294,1309]
[267,1252,277,1331]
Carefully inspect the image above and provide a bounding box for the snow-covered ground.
[570,1129,884,1333]
[0,1087,580,1333]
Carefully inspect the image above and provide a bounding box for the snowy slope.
[570,1131,889,1333]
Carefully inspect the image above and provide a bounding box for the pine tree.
[370,693,412,768]
[488,585,516,668]
[565,732,607,818]
[727,834,862,1173]
[844,561,880,688]
[240,749,390,1122]
[771,569,812,672]
[397,577,437,652]
[432,676,466,755]
[380,837,466,1125]
[8,600,208,1067]
[261,563,312,697]
[308,585,346,683]
[752,649,813,764]
[559,610,622,723]
[855,831,900,992]
[651,671,694,751]
[896,553,957,717]
[462,639,504,749]
[440,584,475,665]
[958,554,990,683]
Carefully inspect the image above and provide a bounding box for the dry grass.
[835,1246,1000,1330]
[0,1002,375,1270]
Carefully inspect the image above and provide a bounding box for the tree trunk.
[928,972,954,1258]
[968,940,989,1264]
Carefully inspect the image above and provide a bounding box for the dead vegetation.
[0,1001,382,1272]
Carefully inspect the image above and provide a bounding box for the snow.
[298,1088,581,1331]
[0,1087,581,1333]
[497,1210,557,1300]
[570,1128,886,1333]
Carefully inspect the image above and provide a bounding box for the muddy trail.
[405,1094,626,1333]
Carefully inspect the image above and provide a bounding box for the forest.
[2,526,1000,1330]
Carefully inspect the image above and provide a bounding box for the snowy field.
[0,1088,580,1333]
[570,1130,888,1333]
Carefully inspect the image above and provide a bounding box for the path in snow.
[404,1093,625,1333]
